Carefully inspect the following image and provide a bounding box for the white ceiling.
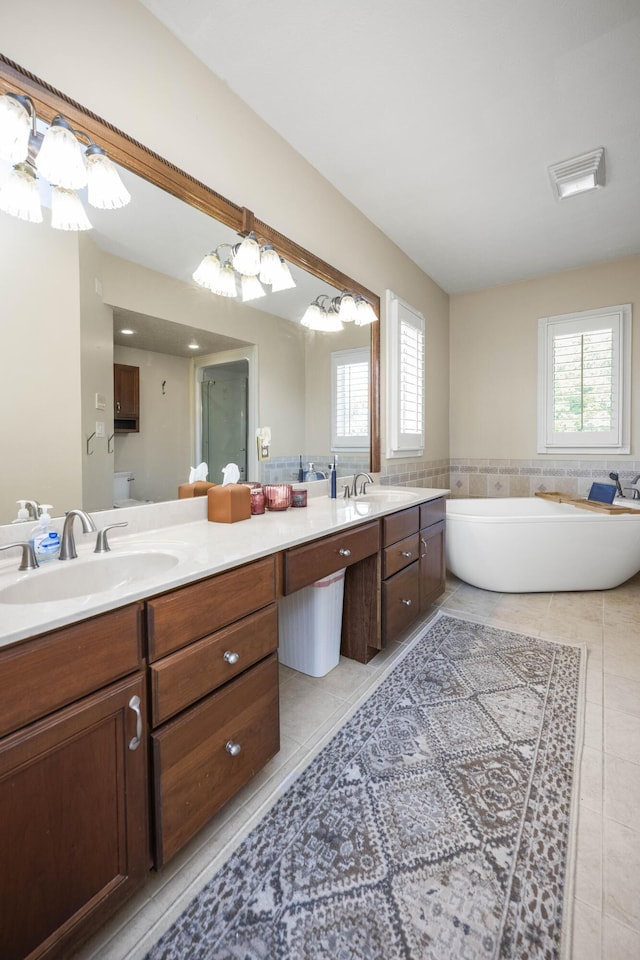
[140,0,640,294]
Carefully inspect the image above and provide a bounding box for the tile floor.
[77,572,640,960]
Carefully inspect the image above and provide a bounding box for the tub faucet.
[352,473,374,497]
[623,474,640,500]
[59,509,97,560]
[609,472,625,497]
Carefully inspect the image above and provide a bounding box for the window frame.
[330,346,370,451]
[386,290,425,459]
[537,303,631,454]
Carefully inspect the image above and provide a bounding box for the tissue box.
[207,484,251,523]
[178,481,215,498]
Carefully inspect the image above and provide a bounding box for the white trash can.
[278,568,346,677]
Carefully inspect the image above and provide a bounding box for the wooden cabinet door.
[114,362,139,431]
[420,519,446,611]
[0,674,148,960]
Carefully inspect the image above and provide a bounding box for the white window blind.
[386,291,425,458]
[537,305,631,453]
[331,347,369,449]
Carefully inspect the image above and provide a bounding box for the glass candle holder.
[263,483,292,511]
[249,487,265,515]
[290,489,307,507]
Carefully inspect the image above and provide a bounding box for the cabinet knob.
[338,547,351,557]
[225,740,242,757]
[401,550,413,558]
[128,694,142,751]
[401,598,412,606]
[223,650,240,665]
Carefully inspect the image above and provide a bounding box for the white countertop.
[0,486,449,649]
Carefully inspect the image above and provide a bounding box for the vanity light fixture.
[301,295,344,333]
[548,147,605,200]
[301,291,377,332]
[0,91,131,229]
[192,237,296,301]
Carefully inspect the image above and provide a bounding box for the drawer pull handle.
[421,537,428,558]
[338,548,351,557]
[224,650,240,665]
[128,695,142,751]
[401,598,412,606]
[401,550,413,558]
[226,740,242,757]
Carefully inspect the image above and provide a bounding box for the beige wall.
[450,254,640,460]
[2,0,450,475]
[0,220,82,522]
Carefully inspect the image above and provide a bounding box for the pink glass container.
[291,489,307,507]
[263,484,292,511]
[250,487,265,515]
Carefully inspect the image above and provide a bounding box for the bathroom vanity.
[0,486,446,960]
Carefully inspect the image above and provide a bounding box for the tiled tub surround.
[448,458,640,500]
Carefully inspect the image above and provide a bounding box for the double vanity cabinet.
[0,491,446,960]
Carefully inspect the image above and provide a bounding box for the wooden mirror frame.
[0,54,380,473]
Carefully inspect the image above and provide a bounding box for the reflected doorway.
[200,360,248,482]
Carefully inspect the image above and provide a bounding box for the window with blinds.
[386,291,425,457]
[331,347,369,449]
[538,305,631,453]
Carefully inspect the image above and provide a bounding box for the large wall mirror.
[0,55,380,525]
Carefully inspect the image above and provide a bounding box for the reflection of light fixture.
[0,90,131,230]
[301,295,344,333]
[188,341,200,350]
[192,237,296,300]
[120,328,135,335]
[301,291,377,332]
[549,147,605,200]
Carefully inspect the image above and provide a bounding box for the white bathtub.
[446,497,640,592]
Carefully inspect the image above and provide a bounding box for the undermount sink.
[356,488,417,504]
[0,549,182,605]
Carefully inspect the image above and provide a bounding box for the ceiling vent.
[548,147,605,200]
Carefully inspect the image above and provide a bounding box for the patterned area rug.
[146,613,584,960]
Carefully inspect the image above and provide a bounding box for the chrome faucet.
[351,473,374,497]
[24,500,41,520]
[59,509,97,560]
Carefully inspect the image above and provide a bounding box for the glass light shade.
[0,94,31,165]
[0,163,43,223]
[85,151,131,209]
[258,245,281,285]
[240,274,266,302]
[337,293,359,323]
[50,186,92,231]
[301,302,323,329]
[212,261,238,298]
[36,116,87,189]
[321,309,344,333]
[192,252,221,290]
[355,298,377,326]
[231,232,261,276]
[270,257,296,292]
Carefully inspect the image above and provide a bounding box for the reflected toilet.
[113,471,153,508]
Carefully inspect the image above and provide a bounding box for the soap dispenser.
[30,505,61,561]
[12,500,30,523]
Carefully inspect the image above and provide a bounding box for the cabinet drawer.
[147,556,276,661]
[150,604,278,727]
[152,654,279,866]
[0,604,142,738]
[420,497,446,529]
[383,506,419,547]
[383,532,420,579]
[284,521,380,594]
[382,562,420,640]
